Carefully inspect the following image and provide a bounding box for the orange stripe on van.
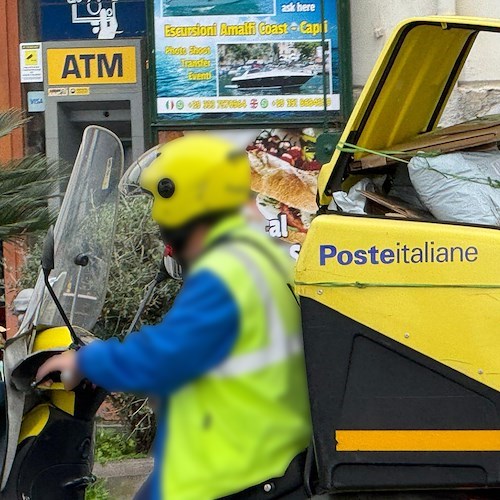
[336,430,500,452]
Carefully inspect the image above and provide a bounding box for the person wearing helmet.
[36,134,311,500]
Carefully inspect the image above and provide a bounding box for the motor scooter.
[0,125,123,499]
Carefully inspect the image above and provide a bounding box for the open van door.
[296,17,500,495]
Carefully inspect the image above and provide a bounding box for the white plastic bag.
[408,151,500,226]
[331,176,386,214]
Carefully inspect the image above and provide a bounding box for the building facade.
[351,0,500,124]
[1,0,499,333]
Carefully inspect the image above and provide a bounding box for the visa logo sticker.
[27,91,45,112]
[319,242,479,266]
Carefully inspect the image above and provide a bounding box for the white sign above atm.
[47,46,137,85]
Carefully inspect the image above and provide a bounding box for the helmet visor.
[119,145,161,197]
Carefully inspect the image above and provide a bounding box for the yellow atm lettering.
[47,47,136,85]
[62,53,123,79]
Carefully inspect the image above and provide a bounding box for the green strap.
[295,280,500,289]
[336,141,500,189]
[336,141,411,164]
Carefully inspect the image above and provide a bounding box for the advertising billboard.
[153,0,341,124]
[158,127,322,259]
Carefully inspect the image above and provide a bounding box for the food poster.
[153,0,340,123]
[159,128,321,259]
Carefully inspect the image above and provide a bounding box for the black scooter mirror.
[40,226,55,273]
[39,225,81,347]
[162,253,183,282]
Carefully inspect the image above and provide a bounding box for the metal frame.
[147,0,353,133]
[42,38,148,164]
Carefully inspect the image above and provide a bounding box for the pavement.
[94,457,153,499]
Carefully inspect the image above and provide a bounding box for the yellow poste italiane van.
[296,16,500,496]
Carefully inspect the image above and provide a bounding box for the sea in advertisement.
[163,0,275,17]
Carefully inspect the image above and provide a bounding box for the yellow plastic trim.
[39,382,66,391]
[18,404,51,444]
[33,326,72,352]
[336,430,500,452]
[50,390,75,415]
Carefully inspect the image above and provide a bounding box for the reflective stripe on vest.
[209,244,302,378]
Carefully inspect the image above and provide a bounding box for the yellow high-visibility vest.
[162,216,311,499]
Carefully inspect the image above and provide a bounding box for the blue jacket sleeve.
[76,269,239,395]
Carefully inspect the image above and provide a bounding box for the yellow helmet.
[139,134,250,229]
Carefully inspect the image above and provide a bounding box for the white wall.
[349,0,500,124]
[457,0,500,83]
[350,0,439,87]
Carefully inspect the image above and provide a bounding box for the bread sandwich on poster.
[247,129,321,244]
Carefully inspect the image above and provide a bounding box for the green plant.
[94,427,145,464]
[94,196,180,342]
[0,109,67,240]
[93,197,180,453]
[85,478,110,500]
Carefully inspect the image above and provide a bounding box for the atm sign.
[47,47,136,85]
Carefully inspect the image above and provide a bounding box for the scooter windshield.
[36,126,124,332]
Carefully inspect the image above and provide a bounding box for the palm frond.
[0,154,68,240]
[0,155,66,195]
[0,109,30,139]
[0,212,54,240]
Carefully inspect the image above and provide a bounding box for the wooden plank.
[349,116,500,171]
[361,191,432,220]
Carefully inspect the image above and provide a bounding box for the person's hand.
[35,350,83,391]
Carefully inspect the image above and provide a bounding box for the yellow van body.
[296,17,500,494]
